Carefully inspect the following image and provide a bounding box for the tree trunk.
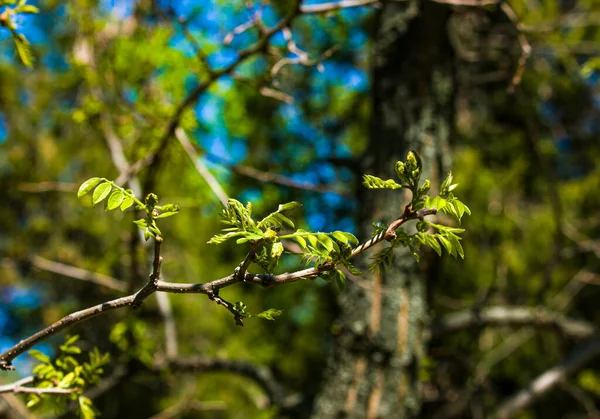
[312,1,455,418]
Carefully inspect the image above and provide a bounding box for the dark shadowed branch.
[160,357,300,410]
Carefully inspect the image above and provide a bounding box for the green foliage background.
[1,0,600,418]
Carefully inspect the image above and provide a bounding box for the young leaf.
[17,5,40,14]
[335,270,347,292]
[317,233,334,252]
[92,183,112,206]
[427,235,442,256]
[29,349,51,364]
[362,174,402,190]
[154,211,178,219]
[13,33,34,68]
[107,190,124,210]
[294,235,307,248]
[436,235,452,255]
[120,196,135,211]
[278,201,301,211]
[78,178,103,198]
[255,308,283,321]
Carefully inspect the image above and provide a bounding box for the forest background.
[1,0,600,418]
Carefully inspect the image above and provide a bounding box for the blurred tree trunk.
[311,1,455,418]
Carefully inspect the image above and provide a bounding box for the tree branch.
[0,376,76,395]
[0,238,163,371]
[30,255,127,293]
[133,1,303,191]
[493,336,600,419]
[174,127,229,207]
[0,205,432,370]
[431,306,596,340]
[299,0,380,14]
[160,357,300,410]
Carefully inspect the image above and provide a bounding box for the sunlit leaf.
[78,178,103,198]
[92,183,111,206]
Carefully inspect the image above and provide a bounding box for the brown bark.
[312,1,455,417]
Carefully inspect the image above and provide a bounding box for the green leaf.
[306,234,318,248]
[107,190,124,210]
[277,213,295,228]
[92,183,112,206]
[278,201,301,211]
[26,396,40,408]
[79,396,97,419]
[294,235,307,248]
[133,219,147,228]
[64,335,79,346]
[208,231,244,244]
[13,33,34,68]
[447,234,464,258]
[17,4,39,13]
[426,235,442,256]
[59,371,76,387]
[154,211,178,219]
[343,261,362,276]
[77,178,103,198]
[341,232,359,245]
[60,345,82,354]
[29,349,51,364]
[332,231,349,244]
[120,195,135,211]
[255,308,283,321]
[335,270,347,292]
[455,200,471,218]
[437,235,453,256]
[317,233,334,252]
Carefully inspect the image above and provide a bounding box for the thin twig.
[431,306,595,340]
[0,205,431,369]
[0,376,77,395]
[300,0,380,14]
[174,128,229,207]
[18,182,78,193]
[31,256,127,293]
[229,163,351,195]
[431,0,498,5]
[132,237,163,308]
[133,1,303,191]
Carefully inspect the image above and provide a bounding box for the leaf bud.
[406,151,418,171]
[270,242,284,260]
[264,228,278,240]
[395,161,406,182]
[145,193,159,208]
[418,179,430,196]
[416,220,428,233]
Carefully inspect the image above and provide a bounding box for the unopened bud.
[418,179,430,195]
[416,220,428,233]
[270,242,284,259]
[395,161,406,182]
[145,193,159,208]
[406,151,418,171]
[264,229,278,240]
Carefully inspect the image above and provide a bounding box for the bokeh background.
[1,0,600,418]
